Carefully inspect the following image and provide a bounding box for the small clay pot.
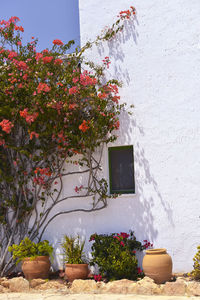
[142,248,172,284]
[65,264,89,282]
[22,256,51,280]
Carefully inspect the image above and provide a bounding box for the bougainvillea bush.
[0,7,136,276]
[89,231,152,281]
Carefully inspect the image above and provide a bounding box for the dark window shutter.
[109,146,135,194]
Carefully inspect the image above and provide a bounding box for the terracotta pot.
[22,255,51,280]
[142,248,172,284]
[65,263,89,282]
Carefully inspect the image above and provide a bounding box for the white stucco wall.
[43,0,200,273]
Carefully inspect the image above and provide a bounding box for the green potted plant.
[89,231,151,281]
[8,237,53,280]
[61,235,89,282]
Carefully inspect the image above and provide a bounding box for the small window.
[108,146,135,194]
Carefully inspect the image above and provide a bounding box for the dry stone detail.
[9,277,29,292]
[99,279,137,294]
[163,278,186,296]
[0,275,200,296]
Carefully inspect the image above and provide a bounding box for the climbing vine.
[0,7,136,275]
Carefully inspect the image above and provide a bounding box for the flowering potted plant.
[8,237,53,280]
[89,231,152,281]
[61,235,88,282]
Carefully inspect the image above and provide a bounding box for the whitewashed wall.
[43,0,200,272]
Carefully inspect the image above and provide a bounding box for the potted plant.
[61,235,89,282]
[8,237,53,280]
[89,231,152,281]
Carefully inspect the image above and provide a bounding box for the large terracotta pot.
[22,256,51,280]
[142,248,172,284]
[65,263,89,282]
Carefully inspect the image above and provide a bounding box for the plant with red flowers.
[0,6,136,276]
[93,274,102,282]
[89,231,152,281]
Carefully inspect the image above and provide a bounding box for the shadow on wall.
[97,15,139,85]
[46,109,174,271]
[120,113,174,234]
[43,14,174,270]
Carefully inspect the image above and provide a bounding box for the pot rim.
[23,255,50,261]
[65,263,88,267]
[145,248,167,254]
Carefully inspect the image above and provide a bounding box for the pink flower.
[8,51,17,60]
[80,72,97,86]
[37,82,51,93]
[72,77,79,84]
[35,52,43,61]
[102,56,111,69]
[74,185,83,193]
[69,86,78,95]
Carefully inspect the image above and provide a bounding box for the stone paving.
[0,294,199,300]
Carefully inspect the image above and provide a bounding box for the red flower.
[74,185,83,193]
[53,39,64,46]
[89,234,96,242]
[20,109,39,124]
[120,232,130,239]
[14,60,28,71]
[102,56,111,69]
[120,241,125,247]
[54,58,63,65]
[72,77,79,84]
[8,51,17,60]
[69,86,78,95]
[69,103,77,110]
[0,119,14,134]
[37,82,51,93]
[94,274,102,282]
[30,131,39,140]
[35,52,43,61]
[137,267,142,274]
[113,120,120,130]
[79,120,90,132]
[42,56,53,64]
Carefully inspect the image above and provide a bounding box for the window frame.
[108,145,135,195]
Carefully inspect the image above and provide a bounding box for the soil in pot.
[22,255,51,280]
